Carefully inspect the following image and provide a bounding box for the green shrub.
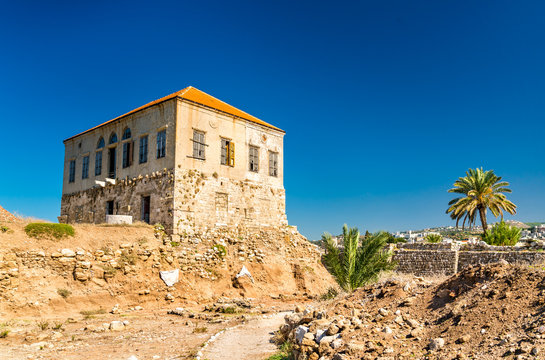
[57,288,71,298]
[119,251,137,267]
[170,241,180,247]
[322,225,396,292]
[36,320,49,331]
[482,220,521,246]
[221,306,237,314]
[24,223,74,240]
[193,326,208,333]
[385,232,407,244]
[425,234,442,243]
[0,330,8,338]
[0,226,11,233]
[320,287,339,300]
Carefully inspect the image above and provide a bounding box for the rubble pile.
[279,263,545,359]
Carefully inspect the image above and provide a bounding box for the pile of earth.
[0,205,18,223]
[279,262,545,359]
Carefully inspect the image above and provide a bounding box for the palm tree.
[322,225,396,292]
[446,168,516,235]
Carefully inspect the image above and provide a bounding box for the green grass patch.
[24,223,74,240]
[0,330,8,338]
[80,309,106,317]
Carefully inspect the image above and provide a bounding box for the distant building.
[60,87,287,234]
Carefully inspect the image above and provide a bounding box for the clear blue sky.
[1,1,545,239]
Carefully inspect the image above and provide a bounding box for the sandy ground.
[201,312,287,360]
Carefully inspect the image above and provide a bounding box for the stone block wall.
[173,169,287,234]
[394,250,458,277]
[60,169,175,232]
[458,251,545,269]
[394,243,545,276]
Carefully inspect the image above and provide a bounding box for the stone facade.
[394,242,545,276]
[61,87,287,234]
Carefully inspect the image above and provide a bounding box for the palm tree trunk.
[479,206,488,235]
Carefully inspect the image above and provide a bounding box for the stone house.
[60,86,287,234]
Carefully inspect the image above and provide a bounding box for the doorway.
[141,196,150,224]
[106,200,114,216]
[108,147,116,178]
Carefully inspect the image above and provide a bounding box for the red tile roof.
[64,86,283,142]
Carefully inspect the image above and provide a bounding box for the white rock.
[295,325,309,343]
[109,321,124,331]
[61,249,76,257]
[429,338,445,351]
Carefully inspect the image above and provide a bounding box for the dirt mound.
[0,205,18,223]
[280,263,545,359]
[0,223,335,319]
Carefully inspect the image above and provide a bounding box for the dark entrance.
[106,200,115,215]
[141,196,150,224]
[108,147,116,178]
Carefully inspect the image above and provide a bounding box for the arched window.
[109,132,118,144]
[97,137,105,149]
[122,128,132,140]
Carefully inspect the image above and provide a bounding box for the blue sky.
[1,1,545,239]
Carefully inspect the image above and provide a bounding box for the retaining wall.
[393,243,545,276]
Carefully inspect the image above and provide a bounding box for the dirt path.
[201,312,288,360]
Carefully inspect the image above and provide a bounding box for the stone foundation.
[60,169,175,232]
[60,168,288,235]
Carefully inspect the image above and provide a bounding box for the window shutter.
[229,142,235,166]
[130,140,135,165]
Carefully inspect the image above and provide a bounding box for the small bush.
[483,220,521,246]
[53,322,63,330]
[425,234,442,243]
[24,223,74,240]
[385,232,407,244]
[102,265,117,278]
[320,287,339,301]
[36,320,49,331]
[170,241,180,247]
[119,251,137,267]
[193,326,208,333]
[0,226,11,233]
[57,288,71,298]
[267,340,293,360]
[0,330,8,338]
[221,306,237,314]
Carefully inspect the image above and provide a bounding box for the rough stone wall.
[60,169,175,232]
[458,251,545,269]
[394,250,458,277]
[394,243,545,276]
[173,169,287,234]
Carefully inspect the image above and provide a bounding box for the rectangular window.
[269,151,278,177]
[95,151,102,176]
[156,130,166,159]
[122,141,133,168]
[192,130,206,160]
[82,156,89,179]
[249,146,259,172]
[69,160,76,183]
[221,138,235,166]
[139,135,148,164]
